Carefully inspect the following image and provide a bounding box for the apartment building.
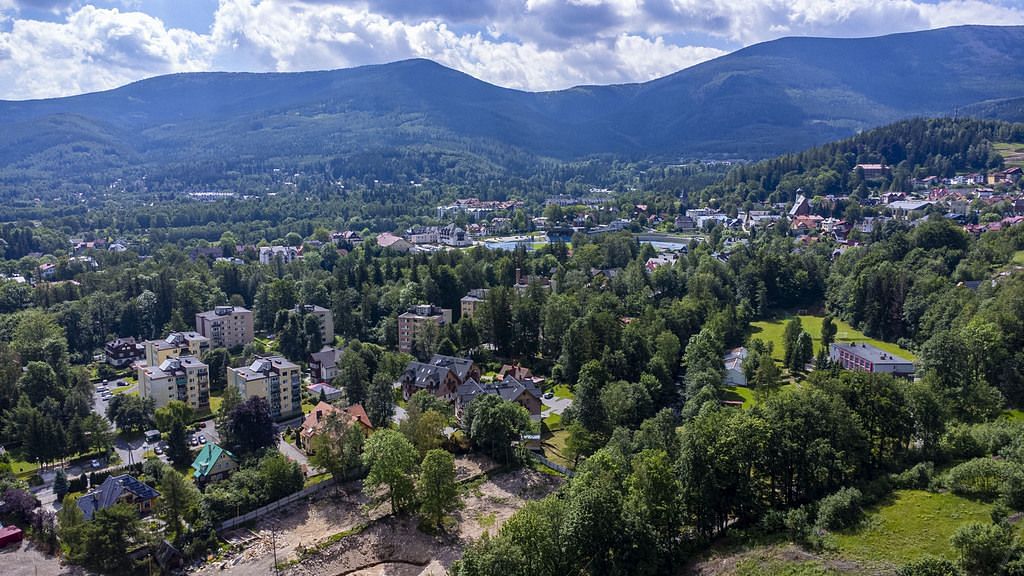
[829,343,915,377]
[229,356,302,419]
[397,304,452,354]
[460,288,489,320]
[143,332,209,367]
[294,304,335,345]
[195,305,254,349]
[138,355,210,411]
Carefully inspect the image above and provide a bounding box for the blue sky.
[0,0,1022,100]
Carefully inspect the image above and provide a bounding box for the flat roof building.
[139,355,211,412]
[829,343,914,377]
[397,304,452,354]
[229,356,302,419]
[195,306,254,349]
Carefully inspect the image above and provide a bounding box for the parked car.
[96,386,108,393]
[189,436,199,446]
[90,459,101,469]
[543,392,554,400]
[154,446,164,455]
[198,434,207,444]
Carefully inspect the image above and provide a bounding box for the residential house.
[308,382,343,402]
[76,475,159,521]
[497,363,544,387]
[397,354,479,401]
[229,356,302,419]
[191,443,238,485]
[195,306,254,349]
[645,253,678,272]
[105,337,144,368]
[789,194,811,218]
[990,167,1023,185]
[309,346,344,383]
[460,288,489,320]
[406,225,439,244]
[376,232,413,253]
[332,231,363,246]
[294,304,335,345]
[723,347,749,387]
[397,304,453,354]
[455,376,543,422]
[829,343,914,377]
[299,401,372,452]
[790,215,823,234]
[139,355,210,412]
[259,245,300,265]
[439,223,472,247]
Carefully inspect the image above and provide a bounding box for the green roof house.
[191,443,238,485]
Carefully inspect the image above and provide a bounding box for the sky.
[0,0,1022,100]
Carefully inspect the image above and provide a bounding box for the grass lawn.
[830,490,994,564]
[751,315,916,363]
[8,458,40,477]
[542,429,571,468]
[1012,250,1024,265]
[994,142,1024,168]
[543,412,563,430]
[732,558,840,576]
[209,392,223,414]
[723,386,756,409]
[551,383,574,399]
[1001,409,1024,423]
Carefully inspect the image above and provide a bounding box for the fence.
[530,452,575,478]
[217,477,337,532]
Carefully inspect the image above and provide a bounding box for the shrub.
[67,475,87,493]
[893,462,935,490]
[946,458,1012,501]
[951,522,1012,575]
[940,424,983,461]
[896,555,959,576]
[815,487,863,531]
[970,421,1024,456]
[999,465,1024,510]
[784,506,813,543]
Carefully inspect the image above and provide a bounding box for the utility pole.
[271,527,279,576]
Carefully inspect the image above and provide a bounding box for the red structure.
[0,525,24,547]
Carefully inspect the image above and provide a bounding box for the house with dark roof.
[76,475,159,520]
[191,443,238,485]
[105,337,144,368]
[309,346,344,383]
[455,376,543,423]
[396,355,479,401]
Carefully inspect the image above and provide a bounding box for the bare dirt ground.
[0,540,78,576]
[193,456,559,576]
[284,467,563,576]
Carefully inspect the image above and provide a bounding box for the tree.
[417,449,458,530]
[53,470,68,500]
[365,373,395,428]
[258,451,304,501]
[106,394,154,433]
[154,400,195,432]
[308,413,365,481]
[951,522,1012,576]
[362,429,419,513]
[336,348,368,405]
[821,315,837,353]
[400,403,447,457]
[18,361,60,404]
[574,360,608,432]
[622,449,683,574]
[203,348,231,391]
[56,494,85,559]
[78,503,144,574]
[158,468,201,540]
[782,317,804,369]
[223,396,276,456]
[167,420,192,467]
[464,394,530,465]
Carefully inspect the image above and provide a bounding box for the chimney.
[515,268,522,285]
[316,410,322,422]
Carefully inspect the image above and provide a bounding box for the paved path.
[278,437,317,476]
[540,395,572,419]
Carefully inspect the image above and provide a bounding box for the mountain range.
[3,25,1024,180]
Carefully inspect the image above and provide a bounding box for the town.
[2,113,1024,576]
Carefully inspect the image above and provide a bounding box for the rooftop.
[831,342,912,365]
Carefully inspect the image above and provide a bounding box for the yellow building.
[229,356,302,419]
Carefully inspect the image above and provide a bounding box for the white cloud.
[0,0,1022,99]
